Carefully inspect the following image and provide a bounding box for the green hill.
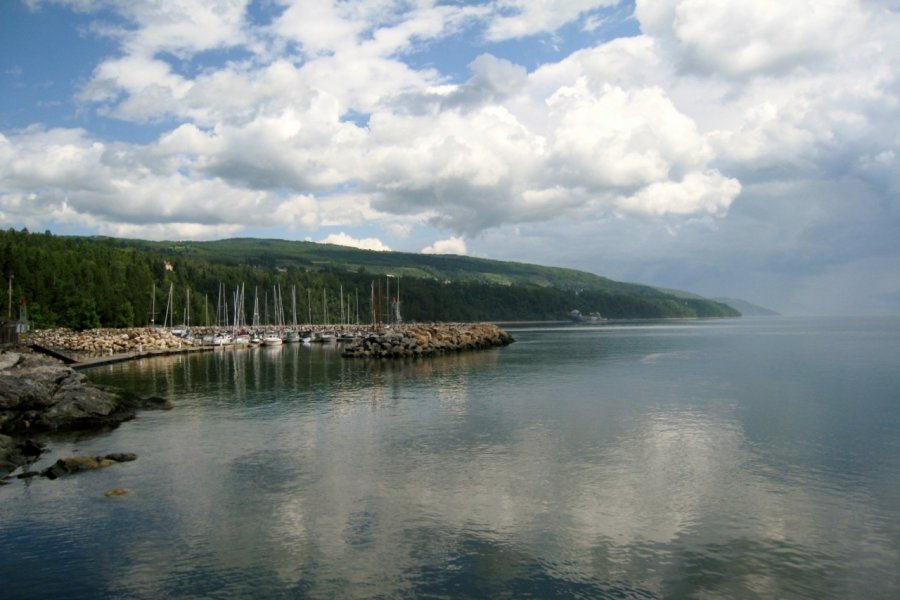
[112,236,665,295]
[1,229,739,329]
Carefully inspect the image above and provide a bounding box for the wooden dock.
[30,343,215,370]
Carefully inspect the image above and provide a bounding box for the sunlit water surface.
[2,317,899,598]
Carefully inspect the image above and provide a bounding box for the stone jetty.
[28,327,188,359]
[341,323,514,358]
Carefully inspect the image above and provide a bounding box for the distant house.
[275,267,288,274]
[164,261,174,271]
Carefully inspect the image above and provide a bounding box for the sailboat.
[285,285,300,342]
[319,288,335,342]
[262,284,284,346]
[232,284,251,345]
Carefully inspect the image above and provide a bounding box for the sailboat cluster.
[153,282,381,348]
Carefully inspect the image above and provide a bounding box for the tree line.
[0,229,738,330]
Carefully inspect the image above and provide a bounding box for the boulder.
[1,351,171,436]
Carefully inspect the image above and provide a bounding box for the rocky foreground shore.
[0,349,169,479]
[342,323,514,358]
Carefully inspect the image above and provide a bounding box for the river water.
[2,317,899,599]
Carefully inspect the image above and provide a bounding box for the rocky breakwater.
[29,327,189,359]
[341,323,515,358]
[0,350,170,479]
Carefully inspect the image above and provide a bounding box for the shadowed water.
[2,317,899,598]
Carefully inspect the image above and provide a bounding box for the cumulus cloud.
[320,232,391,252]
[422,236,467,255]
[4,0,900,313]
[635,0,863,78]
[441,54,529,109]
[26,0,751,240]
[617,171,741,216]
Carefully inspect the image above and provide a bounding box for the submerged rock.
[41,453,137,480]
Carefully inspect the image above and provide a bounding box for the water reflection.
[3,320,900,598]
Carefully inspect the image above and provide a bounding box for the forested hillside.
[1,229,738,330]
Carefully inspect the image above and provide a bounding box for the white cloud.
[85,0,250,57]
[0,126,329,237]
[320,232,391,251]
[617,171,741,217]
[98,221,245,241]
[486,0,620,41]
[545,80,713,189]
[384,223,412,239]
[79,54,191,121]
[421,236,467,255]
[273,0,366,56]
[635,0,864,78]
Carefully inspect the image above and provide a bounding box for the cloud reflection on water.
[5,324,899,599]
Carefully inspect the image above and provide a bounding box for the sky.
[1,0,898,315]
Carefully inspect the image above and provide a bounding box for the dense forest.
[0,229,739,330]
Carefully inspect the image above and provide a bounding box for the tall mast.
[252,287,260,328]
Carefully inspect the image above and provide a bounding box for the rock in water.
[40,452,137,479]
[103,452,137,463]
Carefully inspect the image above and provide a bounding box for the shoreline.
[0,348,173,480]
[1,322,516,478]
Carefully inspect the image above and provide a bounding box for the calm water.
[2,317,899,599]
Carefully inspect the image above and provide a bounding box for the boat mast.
[162,282,173,329]
[252,287,260,328]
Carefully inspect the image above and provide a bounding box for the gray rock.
[1,351,169,436]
